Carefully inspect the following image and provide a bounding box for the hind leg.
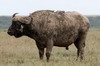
[74,41,85,60]
[74,32,87,60]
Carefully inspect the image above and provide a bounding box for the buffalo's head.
[7,13,32,38]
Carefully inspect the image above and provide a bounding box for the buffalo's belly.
[53,33,78,47]
[54,40,74,47]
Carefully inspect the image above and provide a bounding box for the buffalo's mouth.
[7,31,23,38]
[7,31,14,36]
[14,33,23,38]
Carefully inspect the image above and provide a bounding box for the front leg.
[46,39,53,62]
[38,48,44,60]
[36,41,44,60]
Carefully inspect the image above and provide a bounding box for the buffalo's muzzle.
[7,30,14,36]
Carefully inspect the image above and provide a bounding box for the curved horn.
[12,13,18,17]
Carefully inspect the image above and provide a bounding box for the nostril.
[7,31,13,36]
[7,31,11,34]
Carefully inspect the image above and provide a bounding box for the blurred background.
[0,0,100,29]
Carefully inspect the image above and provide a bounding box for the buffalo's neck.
[23,24,49,42]
[23,24,38,40]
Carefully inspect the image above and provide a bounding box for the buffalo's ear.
[19,17,32,24]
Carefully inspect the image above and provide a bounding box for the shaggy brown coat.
[8,10,90,62]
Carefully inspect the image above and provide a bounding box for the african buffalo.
[8,10,90,62]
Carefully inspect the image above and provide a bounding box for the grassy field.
[0,29,100,66]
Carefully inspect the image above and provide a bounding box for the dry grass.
[0,29,100,66]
